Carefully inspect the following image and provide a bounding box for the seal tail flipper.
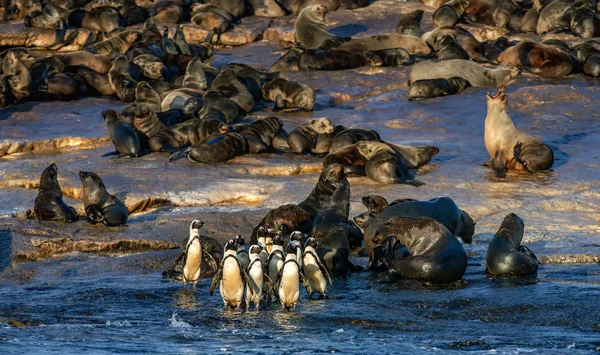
[168,147,191,162]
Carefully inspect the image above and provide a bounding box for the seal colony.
[4,0,596,315]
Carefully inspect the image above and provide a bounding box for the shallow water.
[0,252,599,354]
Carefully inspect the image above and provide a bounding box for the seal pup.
[183,220,206,291]
[275,243,309,311]
[294,4,334,49]
[261,78,315,112]
[373,217,468,284]
[408,59,519,88]
[303,237,332,298]
[355,141,424,186]
[34,163,77,223]
[407,77,470,101]
[246,245,273,310]
[79,171,128,226]
[287,117,335,154]
[486,213,538,276]
[210,239,254,310]
[484,87,554,177]
[102,109,141,158]
[236,235,250,271]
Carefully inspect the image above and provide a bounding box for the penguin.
[275,243,309,311]
[161,26,179,55]
[302,237,332,299]
[210,239,254,310]
[256,226,270,268]
[268,235,285,295]
[289,231,304,271]
[182,219,206,291]
[236,234,250,271]
[174,24,191,56]
[246,245,273,310]
[265,228,276,254]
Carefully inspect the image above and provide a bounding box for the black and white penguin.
[275,243,309,311]
[210,239,254,310]
[183,219,206,291]
[265,228,277,253]
[246,245,273,310]
[256,226,270,268]
[302,237,332,298]
[236,235,250,270]
[289,231,304,270]
[268,235,285,294]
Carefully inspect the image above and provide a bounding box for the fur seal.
[486,213,538,276]
[337,34,431,55]
[248,0,286,17]
[433,0,469,28]
[169,132,248,163]
[287,117,335,154]
[520,7,539,33]
[323,144,367,176]
[408,59,519,88]
[396,10,424,37]
[434,33,470,61]
[202,89,240,123]
[355,141,424,186]
[372,48,413,67]
[211,68,255,113]
[326,128,380,153]
[2,50,31,104]
[134,104,168,145]
[182,56,217,91]
[536,0,573,35]
[79,171,128,226]
[496,41,578,78]
[298,49,383,71]
[407,77,470,101]
[68,6,122,33]
[152,1,186,24]
[373,217,468,284]
[570,3,600,39]
[109,55,137,102]
[134,81,161,112]
[492,0,517,28]
[484,36,510,64]
[294,4,334,49]
[149,118,229,152]
[24,1,68,30]
[77,67,114,95]
[34,163,77,223]
[236,116,283,154]
[53,52,114,74]
[298,163,348,218]
[3,0,43,21]
[422,27,488,63]
[131,54,164,80]
[573,40,600,77]
[250,205,313,245]
[312,125,348,155]
[387,144,440,169]
[85,30,141,55]
[103,109,141,157]
[261,78,315,111]
[484,87,554,178]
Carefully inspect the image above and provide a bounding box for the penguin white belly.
[220,258,244,307]
[246,264,264,303]
[279,263,300,307]
[303,260,326,294]
[183,241,202,282]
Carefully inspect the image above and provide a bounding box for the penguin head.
[249,245,262,255]
[225,239,238,251]
[257,226,266,237]
[190,220,205,230]
[236,235,245,246]
[273,235,284,246]
[286,242,297,255]
[306,237,318,249]
[290,231,303,242]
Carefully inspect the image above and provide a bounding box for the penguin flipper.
[317,257,333,285]
[274,264,285,285]
[209,267,222,295]
[242,270,258,295]
[202,248,219,274]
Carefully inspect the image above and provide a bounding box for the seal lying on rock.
[262,78,315,111]
[407,77,471,100]
[486,213,538,276]
[484,87,554,177]
[287,117,335,154]
[409,59,519,88]
[356,141,424,186]
[79,171,128,227]
[34,163,77,223]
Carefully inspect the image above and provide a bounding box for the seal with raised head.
[134,81,161,112]
[102,109,141,158]
[484,87,554,177]
[298,163,348,218]
[408,77,471,101]
[486,213,538,276]
[287,117,335,154]
[323,144,367,176]
[2,50,32,104]
[79,171,128,226]
[372,217,468,284]
[262,78,315,112]
[294,4,334,49]
[108,55,137,102]
[355,141,424,186]
[408,59,519,88]
[34,163,77,223]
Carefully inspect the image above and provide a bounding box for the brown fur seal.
[77,67,115,95]
[236,116,283,154]
[261,78,315,111]
[433,0,469,28]
[149,118,229,152]
[190,4,233,36]
[298,49,383,71]
[294,4,334,49]
[80,171,128,226]
[373,217,467,284]
[486,213,538,276]
[169,132,249,163]
[491,0,518,28]
[396,10,424,38]
[434,33,470,61]
[299,163,348,218]
[131,54,164,80]
[570,3,600,39]
[328,128,381,153]
[323,144,367,176]
[484,87,554,178]
[337,34,431,55]
[211,68,255,113]
[182,56,218,91]
[287,117,335,154]
[34,163,77,223]
[203,89,240,123]
[152,1,186,23]
[387,144,440,169]
[109,55,137,102]
[373,48,413,67]
[68,7,122,33]
[422,27,487,62]
[574,40,600,77]
[3,0,43,21]
[408,77,470,100]
[248,0,286,17]
[536,0,573,34]
[85,30,141,55]
[53,52,114,74]
[497,40,578,78]
[2,50,31,104]
[24,1,68,30]
[520,7,539,32]
[134,81,161,112]
[484,36,510,64]
[355,141,424,186]
[103,109,141,158]
[408,59,519,88]
[134,103,168,146]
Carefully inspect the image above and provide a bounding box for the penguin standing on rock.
[246,245,273,310]
[183,220,206,291]
[236,235,250,270]
[275,243,309,311]
[303,237,332,299]
[210,239,254,310]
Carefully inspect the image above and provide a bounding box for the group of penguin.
[182,221,331,311]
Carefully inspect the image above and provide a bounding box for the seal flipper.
[520,245,538,262]
[168,147,190,162]
[492,150,507,178]
[85,204,104,224]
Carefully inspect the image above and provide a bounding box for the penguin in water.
[289,231,304,270]
[275,243,310,311]
[161,26,179,55]
[236,234,250,271]
[246,245,273,310]
[173,24,191,56]
[268,235,286,294]
[183,219,206,291]
[256,226,270,268]
[303,237,332,299]
[210,239,255,310]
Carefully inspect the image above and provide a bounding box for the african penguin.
[246,245,272,311]
[268,235,285,295]
[275,243,309,311]
[303,237,332,298]
[236,234,250,270]
[256,226,270,268]
[182,219,206,291]
[210,239,254,310]
[289,231,304,270]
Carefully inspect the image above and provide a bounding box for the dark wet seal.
[108,55,137,102]
[102,109,141,158]
[79,171,128,227]
[407,77,470,101]
[298,49,382,71]
[34,163,78,223]
[287,117,335,154]
[355,141,424,186]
